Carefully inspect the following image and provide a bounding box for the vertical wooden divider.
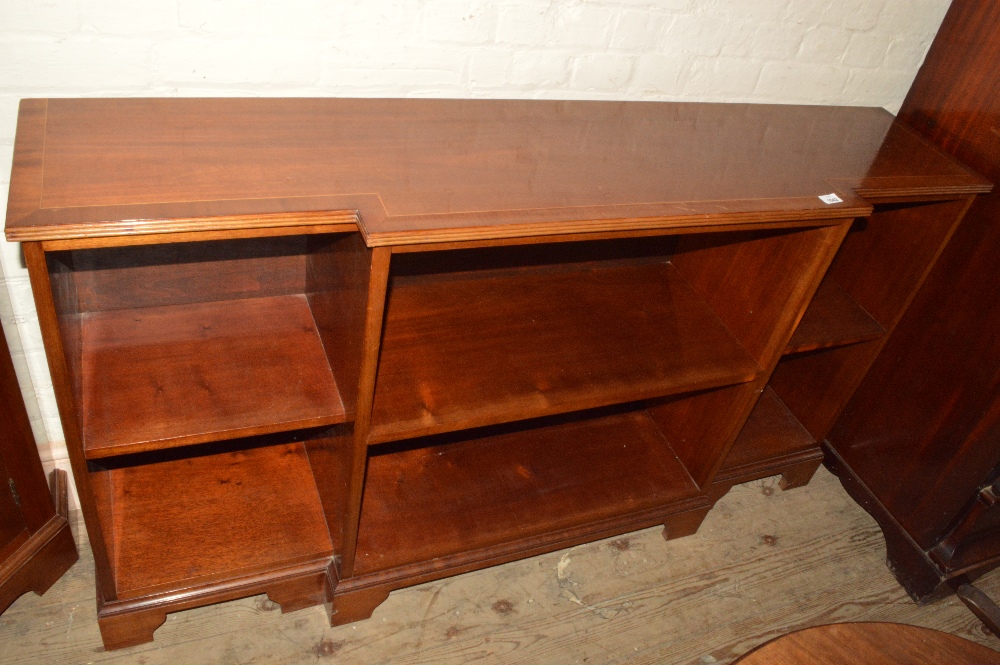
[304,232,375,555]
[337,246,392,580]
[657,221,852,489]
[22,242,117,604]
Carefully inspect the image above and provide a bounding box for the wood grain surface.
[720,387,813,473]
[80,295,346,457]
[735,622,1000,664]
[370,259,759,444]
[783,278,885,355]
[357,409,699,575]
[2,469,997,664]
[824,0,1000,591]
[0,269,79,616]
[92,441,332,599]
[5,99,990,245]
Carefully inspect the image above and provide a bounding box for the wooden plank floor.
[2,467,997,664]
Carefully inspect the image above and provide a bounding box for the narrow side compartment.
[90,438,334,601]
[355,407,703,577]
[783,278,885,355]
[714,386,817,488]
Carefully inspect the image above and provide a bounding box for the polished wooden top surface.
[4,98,990,245]
[734,622,1000,664]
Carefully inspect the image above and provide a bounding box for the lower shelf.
[355,408,701,576]
[93,441,334,600]
[716,386,817,486]
[784,278,885,355]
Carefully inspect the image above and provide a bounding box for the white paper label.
[819,193,844,204]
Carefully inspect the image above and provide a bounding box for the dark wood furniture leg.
[956,583,1000,637]
[98,609,168,651]
[662,505,712,541]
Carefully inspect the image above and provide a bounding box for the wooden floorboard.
[1,467,997,664]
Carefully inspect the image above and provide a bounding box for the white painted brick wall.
[0,0,953,512]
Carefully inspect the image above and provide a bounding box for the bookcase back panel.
[370,234,761,444]
[60,236,312,313]
[671,225,846,365]
[828,200,968,329]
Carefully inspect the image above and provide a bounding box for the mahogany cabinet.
[2,99,989,650]
[826,0,1000,607]
[0,314,77,615]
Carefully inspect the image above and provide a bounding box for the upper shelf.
[6,99,990,245]
[81,294,348,458]
[368,260,761,444]
[784,278,886,355]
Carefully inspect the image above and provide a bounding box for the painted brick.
[570,53,635,91]
[685,56,763,99]
[665,14,733,57]
[0,288,14,322]
[877,0,951,36]
[842,32,889,69]
[550,4,614,48]
[702,0,790,23]
[842,67,916,112]
[469,50,514,88]
[797,26,852,65]
[496,4,551,45]
[755,61,851,103]
[820,0,886,31]
[0,0,81,34]
[884,36,934,71]
[616,0,691,11]
[747,22,807,60]
[610,10,673,50]
[80,0,176,34]
[0,144,13,184]
[0,97,21,143]
[0,36,151,90]
[422,2,497,44]
[630,53,689,96]
[257,0,350,40]
[324,47,468,89]
[152,38,321,86]
[510,50,571,87]
[718,21,757,58]
[0,237,27,282]
[178,0,259,33]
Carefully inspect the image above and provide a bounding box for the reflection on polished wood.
[734,622,1000,664]
[3,97,991,650]
[370,260,759,444]
[81,295,346,458]
[826,0,1000,606]
[5,99,989,244]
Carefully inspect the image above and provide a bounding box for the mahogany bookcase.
[3,99,990,650]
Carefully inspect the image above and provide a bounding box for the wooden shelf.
[355,408,700,575]
[784,279,885,355]
[718,387,814,479]
[369,261,761,444]
[81,294,347,458]
[94,442,333,600]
